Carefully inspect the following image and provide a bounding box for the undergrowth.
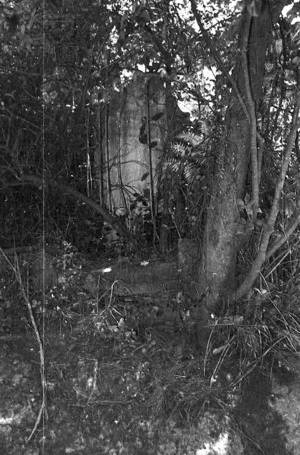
[1,241,300,453]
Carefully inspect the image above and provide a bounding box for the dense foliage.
[0,0,300,281]
[0,0,236,249]
[2,3,300,452]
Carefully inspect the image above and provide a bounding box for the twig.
[0,248,47,441]
[240,14,259,219]
[189,0,250,121]
[265,208,300,260]
[235,97,300,300]
[146,80,156,244]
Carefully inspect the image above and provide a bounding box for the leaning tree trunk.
[191,0,289,331]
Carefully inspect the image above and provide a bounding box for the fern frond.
[175,132,203,147]
[162,157,182,174]
[171,142,190,157]
[183,162,197,184]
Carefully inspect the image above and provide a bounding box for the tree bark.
[191,0,289,324]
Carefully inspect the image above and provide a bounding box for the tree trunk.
[195,1,288,326]
[100,71,167,214]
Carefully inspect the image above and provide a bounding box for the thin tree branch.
[235,97,300,300]
[0,249,47,442]
[265,208,300,260]
[189,0,250,121]
[19,174,133,240]
[146,81,156,234]
[240,14,259,220]
[257,131,264,186]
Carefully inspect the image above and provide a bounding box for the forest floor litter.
[1,250,300,454]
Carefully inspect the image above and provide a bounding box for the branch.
[146,81,156,228]
[257,131,264,186]
[189,0,250,121]
[0,249,47,442]
[19,174,133,240]
[265,208,300,260]
[234,98,300,300]
[240,14,259,219]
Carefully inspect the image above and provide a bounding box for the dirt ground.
[0,251,298,454]
[0,311,234,455]
[0,316,296,454]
